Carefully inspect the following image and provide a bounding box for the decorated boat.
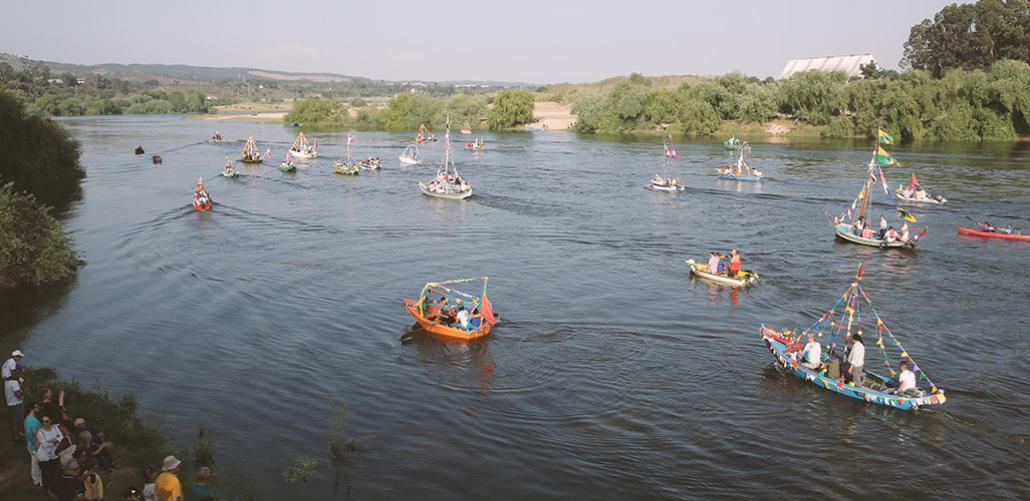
[334,133,360,175]
[895,173,946,204]
[461,121,472,135]
[359,156,382,171]
[830,130,926,249]
[647,135,684,192]
[240,136,266,164]
[402,277,497,340]
[715,146,762,181]
[760,264,946,411]
[685,259,758,287]
[288,132,318,159]
[957,226,1029,241]
[416,123,437,144]
[280,153,297,173]
[399,144,422,166]
[464,138,485,152]
[209,132,225,142]
[724,136,744,150]
[221,156,240,178]
[193,178,212,211]
[419,117,472,200]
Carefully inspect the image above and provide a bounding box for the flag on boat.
[878,128,895,145]
[264,148,271,158]
[909,173,918,190]
[664,135,678,160]
[898,207,917,223]
[877,167,890,196]
[856,262,865,280]
[481,296,497,326]
[875,146,897,166]
[347,133,354,145]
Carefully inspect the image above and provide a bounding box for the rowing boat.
[685,259,758,286]
[834,224,914,249]
[957,227,1030,241]
[402,277,497,341]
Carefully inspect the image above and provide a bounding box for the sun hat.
[12,350,24,358]
[161,455,182,472]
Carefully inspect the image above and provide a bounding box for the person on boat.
[456,306,470,331]
[801,333,822,370]
[885,226,898,244]
[707,252,719,274]
[845,334,865,386]
[900,222,910,242]
[716,253,729,275]
[893,361,920,397]
[852,216,865,236]
[879,215,888,239]
[914,186,928,201]
[728,250,741,278]
[861,225,874,240]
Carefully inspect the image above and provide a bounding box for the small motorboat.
[399,144,422,166]
[359,157,382,171]
[685,259,758,287]
[151,155,162,165]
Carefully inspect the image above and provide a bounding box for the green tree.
[486,89,535,129]
[378,93,443,131]
[0,183,79,288]
[283,97,349,127]
[168,91,186,112]
[902,0,1030,77]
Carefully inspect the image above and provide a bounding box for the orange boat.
[402,277,497,340]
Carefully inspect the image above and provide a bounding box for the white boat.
[420,117,472,200]
[399,144,422,166]
[288,132,317,159]
[895,175,946,204]
[647,135,685,192]
[685,259,758,287]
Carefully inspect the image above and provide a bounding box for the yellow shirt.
[156,472,182,501]
[83,472,104,500]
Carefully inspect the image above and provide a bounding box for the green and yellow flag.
[875,145,897,166]
[878,128,894,145]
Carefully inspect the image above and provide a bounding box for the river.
[6,115,1030,499]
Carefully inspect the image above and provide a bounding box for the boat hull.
[403,298,489,340]
[399,156,421,166]
[760,325,945,411]
[685,259,757,286]
[280,165,296,173]
[717,174,763,182]
[646,182,684,192]
[957,227,1030,241]
[290,150,316,160]
[834,224,913,249]
[239,157,262,164]
[221,172,239,178]
[193,201,212,211]
[895,190,945,205]
[419,182,472,200]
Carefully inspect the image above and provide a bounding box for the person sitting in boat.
[716,253,729,275]
[707,252,719,274]
[879,215,888,239]
[852,216,865,236]
[913,186,928,201]
[728,249,741,278]
[861,225,875,240]
[456,306,470,331]
[900,222,910,242]
[801,333,822,370]
[893,361,921,397]
[884,226,898,244]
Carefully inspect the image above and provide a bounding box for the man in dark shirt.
[55,460,84,501]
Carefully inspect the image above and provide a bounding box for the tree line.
[284,89,536,131]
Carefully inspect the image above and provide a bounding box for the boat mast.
[858,141,876,221]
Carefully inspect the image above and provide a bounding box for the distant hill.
[0,53,536,88]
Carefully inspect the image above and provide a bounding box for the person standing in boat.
[878,215,888,239]
[846,334,865,387]
[706,252,719,274]
[716,253,729,275]
[728,250,741,278]
[801,333,822,370]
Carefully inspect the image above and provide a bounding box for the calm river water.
[5,115,1030,499]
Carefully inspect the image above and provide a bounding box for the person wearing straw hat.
[155,455,183,501]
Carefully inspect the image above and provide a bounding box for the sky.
[0,0,961,83]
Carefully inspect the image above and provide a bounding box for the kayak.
[957,227,1030,241]
[685,259,758,287]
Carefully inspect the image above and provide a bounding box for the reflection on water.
[11,116,1030,498]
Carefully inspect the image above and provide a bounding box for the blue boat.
[759,265,946,411]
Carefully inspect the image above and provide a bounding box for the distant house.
[778,53,875,79]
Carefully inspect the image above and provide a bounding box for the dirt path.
[526,101,576,130]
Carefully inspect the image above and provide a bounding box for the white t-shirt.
[5,379,23,406]
[1,358,15,379]
[803,341,821,366]
[36,426,63,461]
[143,482,157,501]
[456,309,470,329]
[848,342,865,367]
[898,369,916,391]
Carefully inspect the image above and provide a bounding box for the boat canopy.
[416,277,496,326]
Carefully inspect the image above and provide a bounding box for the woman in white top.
[801,333,822,370]
[36,415,64,493]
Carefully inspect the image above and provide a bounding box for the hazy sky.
[1,0,960,83]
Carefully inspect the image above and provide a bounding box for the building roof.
[778,54,875,79]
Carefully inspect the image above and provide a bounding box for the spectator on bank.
[57,423,78,467]
[82,458,105,501]
[186,466,212,501]
[6,364,25,441]
[24,401,43,486]
[142,467,157,501]
[55,459,84,501]
[1,349,23,380]
[36,414,65,495]
[40,387,69,427]
[156,455,184,501]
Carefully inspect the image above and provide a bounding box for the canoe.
[895,189,945,205]
[760,325,946,411]
[419,181,472,200]
[402,298,490,340]
[957,227,1030,241]
[685,259,758,287]
[834,223,914,249]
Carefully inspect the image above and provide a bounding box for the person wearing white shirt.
[801,333,822,370]
[36,415,64,493]
[2,349,23,380]
[456,307,470,330]
[847,334,865,386]
[895,361,918,396]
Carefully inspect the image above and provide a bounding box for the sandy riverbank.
[526,101,576,130]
